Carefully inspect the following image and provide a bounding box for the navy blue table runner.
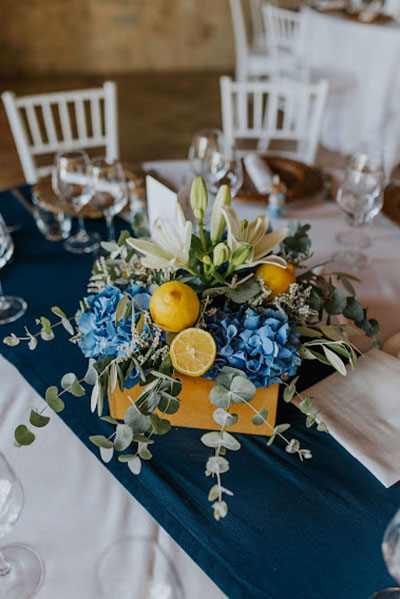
[1,187,399,599]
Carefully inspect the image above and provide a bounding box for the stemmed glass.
[370,507,400,599]
[96,537,185,598]
[205,147,244,198]
[89,158,129,242]
[0,452,43,598]
[333,149,385,270]
[188,128,226,177]
[52,150,100,254]
[0,214,27,325]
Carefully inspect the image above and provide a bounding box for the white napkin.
[300,348,400,487]
[146,175,177,227]
[243,153,273,195]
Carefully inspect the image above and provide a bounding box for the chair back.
[229,0,249,81]
[220,76,328,165]
[2,81,118,184]
[263,4,310,80]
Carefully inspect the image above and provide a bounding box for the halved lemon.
[170,328,216,377]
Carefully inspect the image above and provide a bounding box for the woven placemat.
[234,156,323,205]
[383,185,400,226]
[33,164,146,219]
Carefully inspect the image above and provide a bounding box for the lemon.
[256,263,296,299]
[150,281,200,332]
[170,328,216,377]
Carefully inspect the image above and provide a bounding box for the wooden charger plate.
[234,156,323,205]
[383,185,400,226]
[33,164,146,219]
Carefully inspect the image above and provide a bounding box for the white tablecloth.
[2,160,400,598]
[305,8,400,169]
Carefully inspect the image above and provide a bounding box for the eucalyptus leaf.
[212,500,228,519]
[90,381,99,413]
[343,298,364,322]
[114,423,134,451]
[3,333,20,346]
[83,360,98,386]
[127,455,142,475]
[29,409,50,428]
[45,386,65,412]
[61,373,77,391]
[285,438,300,454]
[15,425,35,446]
[124,404,152,434]
[51,306,67,319]
[100,447,114,463]
[325,288,347,315]
[251,407,269,425]
[150,413,171,435]
[28,336,38,350]
[228,280,260,304]
[61,319,74,335]
[40,316,52,335]
[230,376,256,403]
[40,330,54,341]
[295,327,322,338]
[138,443,153,460]
[206,456,230,474]
[208,485,220,502]
[89,435,114,449]
[283,384,296,403]
[101,415,118,425]
[210,385,232,408]
[212,408,238,427]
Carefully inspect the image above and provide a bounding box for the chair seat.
[247,50,277,78]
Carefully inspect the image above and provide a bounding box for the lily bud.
[240,219,248,232]
[230,244,253,268]
[210,184,231,243]
[190,176,208,221]
[213,242,230,267]
[202,255,212,266]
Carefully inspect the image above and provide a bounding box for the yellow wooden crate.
[109,376,279,436]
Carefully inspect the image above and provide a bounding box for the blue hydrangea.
[205,307,301,388]
[78,284,152,360]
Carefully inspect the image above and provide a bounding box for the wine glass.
[188,128,226,177]
[206,147,244,198]
[0,452,43,598]
[0,214,27,325]
[89,157,129,242]
[52,150,100,253]
[96,537,185,598]
[333,149,385,270]
[370,507,400,599]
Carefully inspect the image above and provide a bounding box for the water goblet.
[96,536,184,599]
[89,157,129,242]
[333,150,385,270]
[188,128,226,177]
[53,150,100,253]
[0,214,27,325]
[0,452,43,598]
[369,507,400,599]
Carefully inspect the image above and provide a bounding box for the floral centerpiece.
[4,177,379,520]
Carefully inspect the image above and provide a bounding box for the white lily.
[127,203,192,270]
[222,206,289,269]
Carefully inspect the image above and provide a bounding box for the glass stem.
[105,214,115,242]
[0,550,11,576]
[77,216,87,238]
[0,280,10,311]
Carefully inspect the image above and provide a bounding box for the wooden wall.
[0,0,305,76]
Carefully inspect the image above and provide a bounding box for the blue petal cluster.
[205,307,301,388]
[78,284,152,359]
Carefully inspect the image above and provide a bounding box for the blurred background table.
[305,7,400,164]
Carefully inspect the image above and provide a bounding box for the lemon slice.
[170,328,217,377]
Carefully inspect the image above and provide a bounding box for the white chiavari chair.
[263,4,310,81]
[229,0,276,81]
[220,76,328,165]
[1,81,118,184]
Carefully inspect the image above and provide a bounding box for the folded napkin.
[243,154,273,195]
[146,175,177,227]
[300,348,400,487]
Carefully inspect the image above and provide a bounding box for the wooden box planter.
[109,377,279,436]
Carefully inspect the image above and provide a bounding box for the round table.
[304,7,400,169]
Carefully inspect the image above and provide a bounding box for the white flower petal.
[253,228,290,261]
